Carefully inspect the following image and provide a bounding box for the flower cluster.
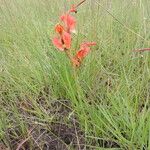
[52,0,96,67]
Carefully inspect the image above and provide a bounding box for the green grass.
[0,0,150,149]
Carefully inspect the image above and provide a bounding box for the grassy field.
[0,0,150,149]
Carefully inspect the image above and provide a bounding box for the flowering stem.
[65,50,72,59]
[65,49,79,68]
[65,50,81,98]
[133,48,150,52]
[75,0,86,8]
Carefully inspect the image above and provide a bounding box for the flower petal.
[61,14,76,33]
[75,42,96,60]
[55,24,64,35]
[52,37,64,51]
[81,42,96,47]
[62,31,71,49]
[76,47,90,60]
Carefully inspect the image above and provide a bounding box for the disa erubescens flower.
[52,0,96,67]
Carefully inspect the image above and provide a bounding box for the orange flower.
[72,42,96,67]
[52,0,95,68]
[76,42,96,60]
[52,37,64,51]
[61,31,71,49]
[52,31,71,51]
[60,14,76,33]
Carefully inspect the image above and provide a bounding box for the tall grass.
[0,0,150,149]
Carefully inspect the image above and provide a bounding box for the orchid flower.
[51,0,96,68]
[60,14,76,34]
[72,42,96,66]
[52,24,71,51]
